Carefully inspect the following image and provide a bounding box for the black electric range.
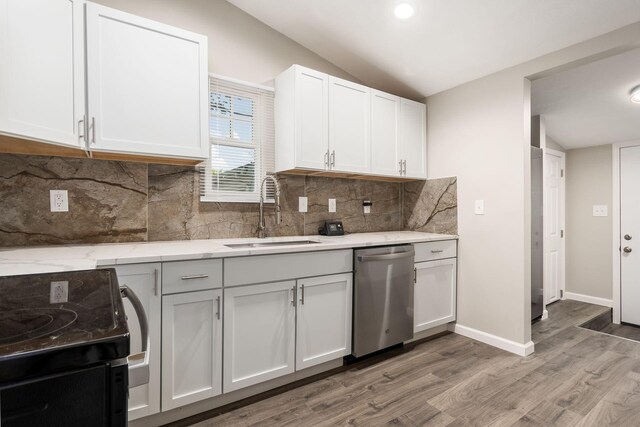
[0,269,131,427]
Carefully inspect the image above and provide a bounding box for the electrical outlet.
[50,190,69,212]
[298,196,308,213]
[328,198,336,213]
[593,205,608,217]
[50,281,69,304]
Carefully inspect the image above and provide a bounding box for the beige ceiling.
[227,0,640,99]
[532,48,640,149]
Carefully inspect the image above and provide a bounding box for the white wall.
[566,145,613,300]
[426,22,640,347]
[93,0,359,86]
[546,136,567,153]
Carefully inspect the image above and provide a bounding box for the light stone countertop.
[0,231,457,277]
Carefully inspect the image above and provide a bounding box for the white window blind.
[200,74,275,203]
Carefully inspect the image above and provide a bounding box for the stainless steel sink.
[225,240,321,249]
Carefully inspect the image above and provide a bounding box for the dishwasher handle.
[120,285,150,388]
[357,251,414,262]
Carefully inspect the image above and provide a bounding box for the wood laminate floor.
[185,301,640,426]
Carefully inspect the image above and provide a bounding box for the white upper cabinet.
[371,89,401,177]
[328,77,370,174]
[0,0,85,148]
[400,98,427,179]
[275,64,329,171]
[85,2,208,160]
[275,64,425,180]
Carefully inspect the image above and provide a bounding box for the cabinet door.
[112,263,161,421]
[0,0,85,148]
[162,289,222,410]
[414,258,457,333]
[85,2,208,160]
[295,66,329,170]
[296,273,352,370]
[371,90,401,177]
[224,281,296,392]
[399,98,427,179]
[329,76,371,174]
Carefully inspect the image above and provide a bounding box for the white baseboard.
[564,292,613,308]
[449,323,535,357]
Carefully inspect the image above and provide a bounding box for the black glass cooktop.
[0,269,129,385]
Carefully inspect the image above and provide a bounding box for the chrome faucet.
[258,174,282,238]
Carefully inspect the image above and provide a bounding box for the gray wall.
[546,136,567,153]
[425,22,640,346]
[92,0,360,86]
[566,144,613,300]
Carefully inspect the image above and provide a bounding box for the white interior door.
[544,149,565,304]
[620,146,640,325]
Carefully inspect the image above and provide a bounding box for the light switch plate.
[593,205,608,217]
[475,200,485,215]
[298,197,308,213]
[328,198,336,213]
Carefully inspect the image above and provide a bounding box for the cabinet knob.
[624,246,633,253]
[625,234,632,241]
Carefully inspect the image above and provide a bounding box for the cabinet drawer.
[224,250,352,287]
[414,240,457,262]
[162,259,222,294]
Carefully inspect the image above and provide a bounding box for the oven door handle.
[120,285,150,388]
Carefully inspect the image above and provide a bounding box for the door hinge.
[561,169,564,178]
[561,230,564,238]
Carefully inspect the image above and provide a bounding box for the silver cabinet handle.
[357,251,414,262]
[216,295,221,320]
[181,274,209,280]
[399,160,403,175]
[625,234,632,241]
[324,150,329,169]
[300,284,305,305]
[290,286,296,306]
[78,116,86,141]
[431,249,444,254]
[414,267,417,284]
[624,247,633,253]
[153,268,159,296]
[120,285,150,388]
[90,117,96,145]
[330,150,336,168]
[403,160,407,175]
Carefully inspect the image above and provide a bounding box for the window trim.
[200,73,275,204]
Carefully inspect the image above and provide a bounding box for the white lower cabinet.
[223,281,296,393]
[296,273,352,370]
[414,258,457,333]
[112,263,161,421]
[161,289,222,410]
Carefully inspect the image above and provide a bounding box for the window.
[200,74,275,203]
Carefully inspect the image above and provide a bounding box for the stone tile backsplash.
[0,153,457,247]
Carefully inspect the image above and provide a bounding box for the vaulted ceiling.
[228,0,640,99]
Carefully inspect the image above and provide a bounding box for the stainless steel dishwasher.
[352,245,415,357]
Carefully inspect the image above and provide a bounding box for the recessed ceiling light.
[631,85,640,104]
[394,2,415,20]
